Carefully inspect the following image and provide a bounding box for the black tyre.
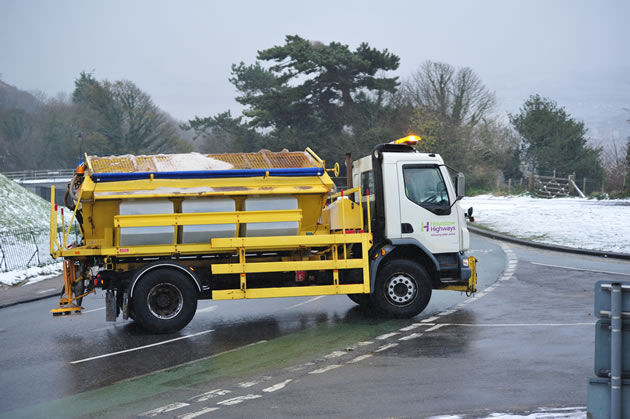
[371,259,432,318]
[132,269,198,333]
[347,293,372,306]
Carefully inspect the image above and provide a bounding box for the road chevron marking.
[177,407,220,419]
[347,354,373,364]
[425,324,449,332]
[216,394,262,406]
[375,343,398,352]
[309,364,343,374]
[262,379,293,393]
[399,333,423,341]
[376,332,399,340]
[139,402,190,417]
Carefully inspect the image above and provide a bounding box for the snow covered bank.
[463,195,630,254]
[0,262,63,287]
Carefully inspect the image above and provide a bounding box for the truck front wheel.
[132,269,198,333]
[371,259,432,318]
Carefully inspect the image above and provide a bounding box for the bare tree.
[403,60,496,127]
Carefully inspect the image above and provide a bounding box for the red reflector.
[296,271,306,282]
[55,204,58,211]
[120,248,129,253]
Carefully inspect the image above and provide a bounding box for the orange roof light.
[76,164,85,175]
[392,135,421,146]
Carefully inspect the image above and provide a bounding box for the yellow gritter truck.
[50,136,477,333]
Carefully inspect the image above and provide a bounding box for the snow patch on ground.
[462,195,630,254]
[0,262,63,286]
[428,406,586,418]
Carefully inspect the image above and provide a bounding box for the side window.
[403,166,450,209]
[361,170,374,196]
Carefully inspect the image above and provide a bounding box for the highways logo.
[421,221,456,236]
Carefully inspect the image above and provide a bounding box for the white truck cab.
[350,139,474,315]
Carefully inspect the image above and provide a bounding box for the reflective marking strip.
[347,354,373,364]
[421,316,440,323]
[324,351,347,359]
[530,262,630,277]
[216,394,262,406]
[376,332,399,340]
[399,333,423,341]
[425,324,448,332]
[177,407,220,419]
[83,307,105,313]
[262,379,293,393]
[375,343,398,352]
[70,330,214,364]
[283,295,325,310]
[140,402,190,417]
[189,389,231,403]
[309,364,343,374]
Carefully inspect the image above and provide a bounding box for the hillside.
[0,80,40,111]
[0,173,52,232]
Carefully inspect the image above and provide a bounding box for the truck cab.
[350,139,475,315]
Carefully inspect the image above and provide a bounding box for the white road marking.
[375,343,398,352]
[83,307,105,314]
[531,262,630,277]
[399,324,422,331]
[309,364,343,374]
[177,407,220,419]
[421,316,440,323]
[425,324,448,332]
[399,333,424,341]
[262,379,293,393]
[216,394,262,406]
[375,332,399,340]
[70,329,214,364]
[140,402,190,417]
[286,361,316,372]
[283,295,325,310]
[451,322,594,327]
[197,305,217,313]
[357,341,374,346]
[188,389,231,403]
[36,288,57,294]
[347,354,373,364]
[437,309,456,316]
[324,351,347,359]
[237,376,272,388]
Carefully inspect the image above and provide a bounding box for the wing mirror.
[455,173,465,200]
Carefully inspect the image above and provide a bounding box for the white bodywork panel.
[354,151,470,253]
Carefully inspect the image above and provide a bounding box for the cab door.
[396,162,459,254]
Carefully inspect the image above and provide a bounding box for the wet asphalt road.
[1,235,628,418]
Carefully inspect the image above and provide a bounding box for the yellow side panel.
[212,284,366,300]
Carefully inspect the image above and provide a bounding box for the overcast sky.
[1,0,628,139]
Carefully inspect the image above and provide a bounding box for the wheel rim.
[147,283,183,319]
[385,273,417,306]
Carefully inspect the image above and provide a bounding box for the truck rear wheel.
[371,259,431,318]
[132,269,198,334]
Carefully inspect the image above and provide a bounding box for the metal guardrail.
[0,227,81,272]
[2,169,75,182]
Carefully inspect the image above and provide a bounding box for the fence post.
[0,242,6,272]
[568,175,575,195]
[583,178,587,195]
[30,232,41,265]
[508,178,512,193]
[528,173,534,193]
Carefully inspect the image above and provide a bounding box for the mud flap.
[105,290,117,322]
[122,291,129,320]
